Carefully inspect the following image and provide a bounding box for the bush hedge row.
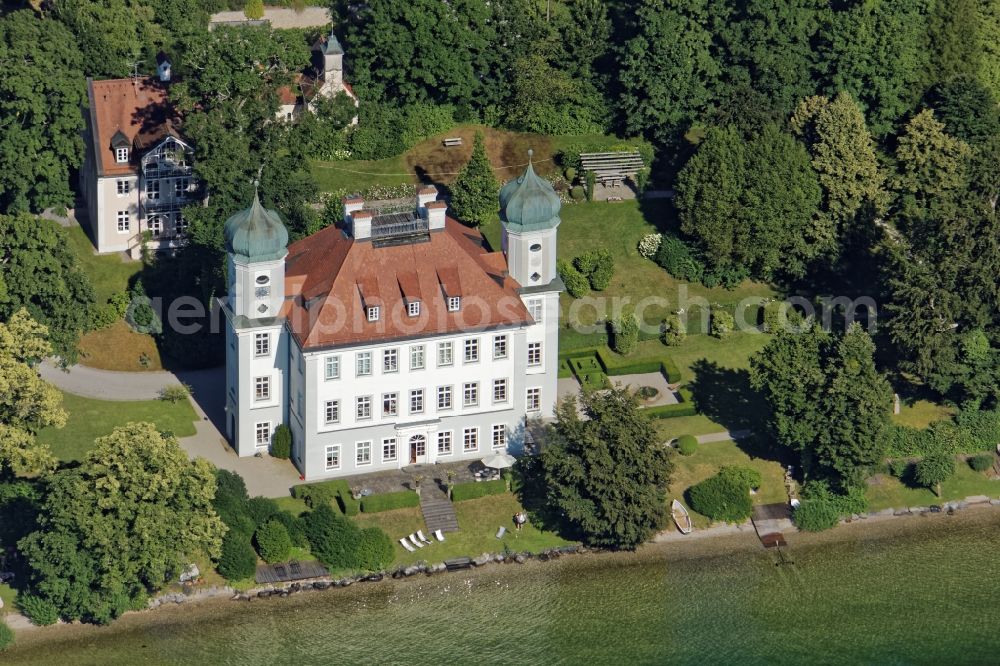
[292,480,360,516]
[360,490,420,513]
[451,479,507,502]
[879,410,1000,457]
[645,389,697,419]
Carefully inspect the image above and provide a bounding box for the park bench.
[443,137,463,147]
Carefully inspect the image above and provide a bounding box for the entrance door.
[409,434,426,464]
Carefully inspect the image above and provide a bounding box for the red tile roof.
[284,218,530,349]
[86,77,178,177]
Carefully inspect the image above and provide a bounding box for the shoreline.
[6,498,1000,647]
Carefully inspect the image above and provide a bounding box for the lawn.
[310,124,607,193]
[667,439,787,528]
[36,391,198,462]
[0,583,15,614]
[354,493,573,566]
[65,222,141,304]
[77,320,166,371]
[892,399,956,429]
[865,464,1000,511]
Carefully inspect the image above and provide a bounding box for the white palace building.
[221,159,563,480]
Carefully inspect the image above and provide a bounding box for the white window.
[382,437,397,462]
[175,178,189,197]
[493,378,508,404]
[146,179,160,200]
[324,400,340,425]
[382,392,398,417]
[437,341,453,366]
[356,440,372,466]
[437,385,453,410]
[325,445,341,471]
[356,352,372,377]
[367,306,380,322]
[437,431,453,455]
[176,214,189,233]
[117,210,130,232]
[325,355,340,380]
[464,338,479,363]
[527,298,543,323]
[526,387,541,412]
[448,296,461,312]
[493,334,508,359]
[254,376,270,401]
[356,395,372,420]
[410,389,424,414]
[492,424,507,450]
[527,342,542,366]
[255,422,271,448]
[410,345,425,370]
[463,382,479,407]
[383,348,398,373]
[148,215,162,237]
[407,300,421,317]
[254,332,270,357]
[116,179,130,196]
[463,427,479,452]
[115,147,129,163]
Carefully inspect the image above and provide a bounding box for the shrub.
[916,452,956,496]
[271,424,292,459]
[213,470,254,536]
[968,454,995,472]
[720,466,762,491]
[244,0,264,20]
[304,503,362,570]
[887,458,909,479]
[676,435,698,456]
[337,487,361,516]
[585,171,596,201]
[661,314,686,346]
[269,510,309,548]
[451,479,506,502]
[611,311,639,355]
[688,471,752,523]
[356,527,394,571]
[638,233,662,259]
[255,519,292,564]
[360,490,420,513]
[217,533,258,581]
[564,167,577,182]
[710,308,734,339]
[574,251,599,275]
[247,496,280,528]
[558,260,590,298]
[588,249,614,291]
[793,498,841,531]
[654,236,705,282]
[17,593,59,626]
[158,384,190,404]
[570,186,585,201]
[292,482,336,510]
[0,619,12,651]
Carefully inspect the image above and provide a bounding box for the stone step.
[420,487,459,533]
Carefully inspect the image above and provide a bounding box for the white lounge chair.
[399,538,416,552]
[495,526,506,539]
[434,529,445,542]
[408,534,425,548]
[416,530,432,545]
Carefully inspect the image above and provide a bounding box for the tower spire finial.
[528,148,534,164]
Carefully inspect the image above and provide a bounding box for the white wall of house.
[94,174,140,253]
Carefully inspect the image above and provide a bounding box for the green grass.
[65,223,140,304]
[273,496,309,515]
[866,464,1000,511]
[355,493,573,566]
[892,400,956,430]
[667,439,787,528]
[36,391,198,462]
[0,583,16,615]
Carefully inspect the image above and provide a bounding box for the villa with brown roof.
[219,161,562,480]
[79,61,200,256]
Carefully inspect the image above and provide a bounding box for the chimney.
[417,186,438,211]
[425,201,447,231]
[351,210,373,240]
[343,196,364,225]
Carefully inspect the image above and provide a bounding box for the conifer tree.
[449,132,499,227]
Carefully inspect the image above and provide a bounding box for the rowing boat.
[671,499,693,534]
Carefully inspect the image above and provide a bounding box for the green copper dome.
[224,190,288,263]
[500,152,561,232]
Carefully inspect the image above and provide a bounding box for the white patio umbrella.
[480,453,516,469]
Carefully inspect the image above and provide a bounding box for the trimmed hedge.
[451,479,506,502]
[677,435,698,455]
[596,350,682,384]
[645,388,697,419]
[360,490,420,513]
[292,480,360,516]
[271,424,292,459]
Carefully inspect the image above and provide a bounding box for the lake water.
[6,509,1000,665]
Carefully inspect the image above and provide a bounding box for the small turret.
[224,188,288,319]
[499,151,561,286]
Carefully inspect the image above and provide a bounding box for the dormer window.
[448,296,461,312]
[367,306,380,322]
[407,301,420,317]
[116,147,129,163]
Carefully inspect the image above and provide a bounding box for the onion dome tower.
[499,150,561,287]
